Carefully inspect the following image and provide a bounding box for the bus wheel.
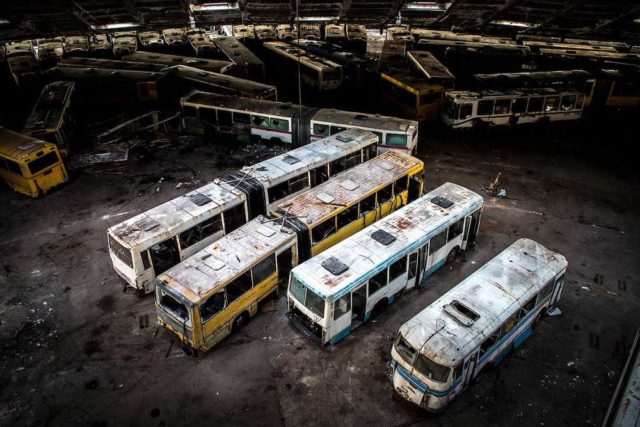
[371,300,387,319]
[250,134,262,144]
[232,312,250,331]
[270,137,283,145]
[446,246,460,264]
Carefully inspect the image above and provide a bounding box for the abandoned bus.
[603,327,640,427]
[263,41,343,91]
[378,40,450,121]
[274,150,424,259]
[155,216,297,352]
[310,108,419,153]
[212,36,265,81]
[22,81,76,156]
[124,51,234,74]
[0,128,69,198]
[442,87,585,129]
[390,238,567,411]
[286,182,482,345]
[186,28,216,56]
[107,129,378,292]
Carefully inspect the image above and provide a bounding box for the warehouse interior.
[1,1,639,425]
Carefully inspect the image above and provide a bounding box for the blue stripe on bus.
[423,258,447,280]
[329,326,352,345]
[396,363,462,397]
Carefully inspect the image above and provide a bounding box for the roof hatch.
[134,217,160,232]
[189,193,213,206]
[431,196,453,209]
[321,256,349,276]
[282,155,300,165]
[335,134,353,143]
[371,229,396,245]
[317,192,335,203]
[339,179,359,191]
[443,300,480,326]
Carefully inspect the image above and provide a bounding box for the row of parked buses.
[106,127,568,412]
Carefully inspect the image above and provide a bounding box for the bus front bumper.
[287,308,323,343]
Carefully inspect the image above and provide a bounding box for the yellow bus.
[155,152,424,352]
[274,150,424,259]
[0,128,68,198]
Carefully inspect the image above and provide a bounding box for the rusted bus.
[186,28,216,56]
[286,183,483,345]
[390,238,567,411]
[23,81,76,156]
[603,328,640,427]
[124,51,234,74]
[111,31,138,56]
[273,150,425,259]
[155,216,298,352]
[211,36,265,81]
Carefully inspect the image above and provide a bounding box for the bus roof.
[169,65,277,99]
[400,238,567,367]
[0,129,55,161]
[212,36,264,68]
[108,182,244,250]
[58,57,168,72]
[263,41,342,71]
[181,90,311,118]
[275,151,422,226]
[158,217,296,304]
[23,81,75,133]
[290,183,482,299]
[242,129,377,187]
[407,51,454,82]
[124,51,234,73]
[312,108,418,133]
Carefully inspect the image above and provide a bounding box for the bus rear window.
[385,134,407,147]
[108,234,133,268]
[157,287,191,326]
[28,151,59,175]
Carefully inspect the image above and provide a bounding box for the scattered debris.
[606,291,620,297]
[483,172,507,198]
[547,307,562,316]
[71,146,129,167]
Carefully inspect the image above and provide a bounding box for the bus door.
[276,247,294,287]
[424,233,448,275]
[408,174,422,202]
[462,350,479,387]
[550,274,565,307]
[406,250,419,289]
[149,237,181,275]
[465,209,481,248]
[352,285,366,322]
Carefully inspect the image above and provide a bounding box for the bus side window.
[252,254,276,284]
[200,291,226,323]
[233,112,250,124]
[182,105,198,117]
[429,231,447,255]
[330,156,347,175]
[494,99,511,115]
[385,133,407,147]
[312,218,337,244]
[140,250,151,270]
[575,94,584,109]
[270,118,289,131]
[312,123,329,137]
[560,95,576,110]
[310,165,329,186]
[393,175,408,194]
[371,132,383,147]
[345,152,361,168]
[368,268,388,296]
[337,205,358,228]
[520,297,536,318]
[458,103,472,120]
[223,203,246,233]
[226,270,253,304]
[477,100,493,116]
[512,98,527,113]
[359,193,376,217]
[252,115,270,128]
[199,107,217,124]
[501,312,519,335]
[330,126,347,135]
[2,158,23,175]
[527,97,543,113]
[447,218,464,241]
[377,184,393,204]
[288,173,309,194]
[333,294,351,320]
[389,255,408,282]
[544,96,559,112]
[479,331,500,356]
[537,280,554,304]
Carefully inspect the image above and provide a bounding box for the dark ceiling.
[1,0,639,43]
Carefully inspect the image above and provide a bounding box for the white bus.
[390,238,567,411]
[310,108,419,153]
[263,41,343,91]
[442,88,585,129]
[286,182,483,345]
[107,129,378,292]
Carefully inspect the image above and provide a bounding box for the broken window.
[493,99,511,115]
[365,143,377,161]
[330,125,347,135]
[560,95,576,110]
[408,252,418,279]
[477,100,494,116]
[158,288,191,326]
[368,268,388,296]
[428,230,447,255]
[345,152,361,168]
[447,218,464,242]
[199,107,217,124]
[252,254,276,284]
[312,218,337,245]
[544,96,559,112]
[480,330,500,355]
[223,203,246,234]
[537,279,554,304]
[377,184,393,204]
[312,123,329,137]
[394,334,417,364]
[527,97,543,113]
[179,215,223,249]
[200,291,226,323]
[140,250,151,270]
[333,294,351,320]
[108,235,133,268]
[288,173,309,194]
[269,118,289,131]
[393,175,408,194]
[226,270,252,304]
[359,193,376,216]
[413,355,451,383]
[337,204,358,228]
[252,115,270,128]
[149,237,180,274]
[267,180,289,204]
[458,103,472,120]
[182,105,197,117]
[310,165,329,186]
[330,156,347,175]
[233,112,250,124]
[512,98,527,113]
[389,256,407,282]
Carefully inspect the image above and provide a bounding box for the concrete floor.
[1,124,639,426]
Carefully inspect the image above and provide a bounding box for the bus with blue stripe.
[286,182,483,345]
[390,238,567,411]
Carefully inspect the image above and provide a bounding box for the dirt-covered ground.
[1,121,639,426]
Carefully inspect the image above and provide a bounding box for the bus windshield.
[290,276,325,318]
[413,354,450,383]
[157,287,191,327]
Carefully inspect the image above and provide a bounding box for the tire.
[370,300,387,319]
[446,246,460,264]
[270,137,283,145]
[232,312,250,332]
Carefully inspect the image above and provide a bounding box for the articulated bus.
[263,41,343,91]
[274,150,424,259]
[154,151,423,352]
[22,81,76,157]
[286,182,482,345]
[181,91,419,152]
[0,128,69,198]
[390,238,567,411]
[442,87,585,129]
[107,129,379,293]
